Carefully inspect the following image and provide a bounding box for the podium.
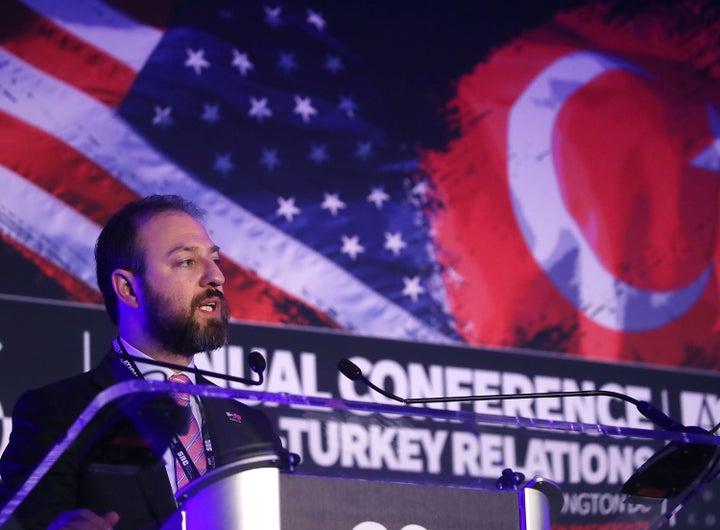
[164,462,555,529]
[1,379,719,529]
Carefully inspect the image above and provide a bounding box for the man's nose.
[203,259,225,287]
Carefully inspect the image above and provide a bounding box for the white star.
[185,48,210,75]
[231,49,254,76]
[321,193,346,216]
[341,235,365,260]
[367,187,390,209]
[213,153,234,176]
[201,103,220,124]
[152,105,173,127]
[306,9,326,31]
[384,232,407,256]
[691,103,720,173]
[411,180,429,196]
[309,144,329,164]
[249,97,272,122]
[278,51,298,74]
[277,197,300,222]
[324,55,343,74]
[264,6,282,27]
[294,96,317,123]
[338,96,356,118]
[402,276,425,302]
[355,140,373,160]
[260,148,280,171]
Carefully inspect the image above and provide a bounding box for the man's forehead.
[137,211,217,252]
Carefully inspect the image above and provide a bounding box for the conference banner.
[2,294,719,528]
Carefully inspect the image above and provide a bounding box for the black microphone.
[338,358,720,500]
[248,350,267,378]
[338,358,684,431]
[120,350,267,386]
[338,358,404,403]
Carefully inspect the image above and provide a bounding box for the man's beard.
[142,283,229,357]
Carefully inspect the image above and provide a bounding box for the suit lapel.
[90,351,178,523]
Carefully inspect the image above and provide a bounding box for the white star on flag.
[152,105,173,127]
[260,148,281,171]
[264,6,282,27]
[307,9,326,31]
[324,55,343,73]
[201,103,220,124]
[231,49,254,76]
[278,51,298,73]
[367,187,390,208]
[276,197,301,222]
[402,276,425,302]
[309,144,329,164]
[213,153,234,176]
[411,180,429,197]
[185,48,210,75]
[384,232,407,255]
[338,96,357,118]
[321,193,346,216]
[355,141,373,160]
[294,96,318,123]
[341,235,365,260]
[249,97,272,121]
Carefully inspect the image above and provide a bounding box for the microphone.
[248,350,267,377]
[338,358,720,499]
[120,350,267,386]
[338,358,404,403]
[338,358,684,431]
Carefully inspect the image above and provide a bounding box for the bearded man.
[0,195,287,530]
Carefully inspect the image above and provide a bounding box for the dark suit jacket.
[0,352,286,530]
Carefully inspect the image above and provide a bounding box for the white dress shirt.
[119,338,202,495]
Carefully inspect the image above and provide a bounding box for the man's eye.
[179,259,193,267]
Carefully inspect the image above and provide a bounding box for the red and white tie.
[169,373,207,488]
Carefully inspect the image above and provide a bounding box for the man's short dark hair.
[95,195,204,326]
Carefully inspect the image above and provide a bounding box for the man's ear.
[111,269,139,309]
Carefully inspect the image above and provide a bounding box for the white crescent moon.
[507,51,711,332]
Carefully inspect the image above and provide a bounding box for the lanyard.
[111,337,217,482]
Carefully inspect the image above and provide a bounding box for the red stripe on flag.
[0,110,139,226]
[1,0,138,109]
[0,233,103,305]
[221,258,339,329]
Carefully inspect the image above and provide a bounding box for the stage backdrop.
[1,0,719,368]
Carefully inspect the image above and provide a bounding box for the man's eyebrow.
[167,244,221,256]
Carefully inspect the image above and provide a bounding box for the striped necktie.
[168,373,207,488]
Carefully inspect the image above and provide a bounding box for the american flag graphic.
[0,0,458,343]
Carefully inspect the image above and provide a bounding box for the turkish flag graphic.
[423,2,720,367]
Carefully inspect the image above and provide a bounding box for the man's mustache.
[192,289,229,318]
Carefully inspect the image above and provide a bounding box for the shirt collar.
[119,337,197,384]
